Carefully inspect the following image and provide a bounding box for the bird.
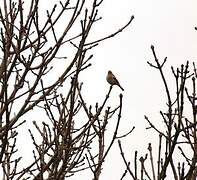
[106,70,124,91]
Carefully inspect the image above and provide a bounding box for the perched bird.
[106,70,124,91]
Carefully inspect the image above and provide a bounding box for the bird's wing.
[111,74,119,84]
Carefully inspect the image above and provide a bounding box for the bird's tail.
[119,85,124,91]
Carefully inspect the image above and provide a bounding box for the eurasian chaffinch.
[106,70,124,91]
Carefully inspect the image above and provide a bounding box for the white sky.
[81,0,197,179]
[14,0,197,179]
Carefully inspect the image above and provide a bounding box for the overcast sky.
[81,0,197,179]
[16,0,197,179]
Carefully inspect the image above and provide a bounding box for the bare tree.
[118,45,197,180]
[0,0,134,179]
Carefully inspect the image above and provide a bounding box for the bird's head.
[108,70,112,74]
